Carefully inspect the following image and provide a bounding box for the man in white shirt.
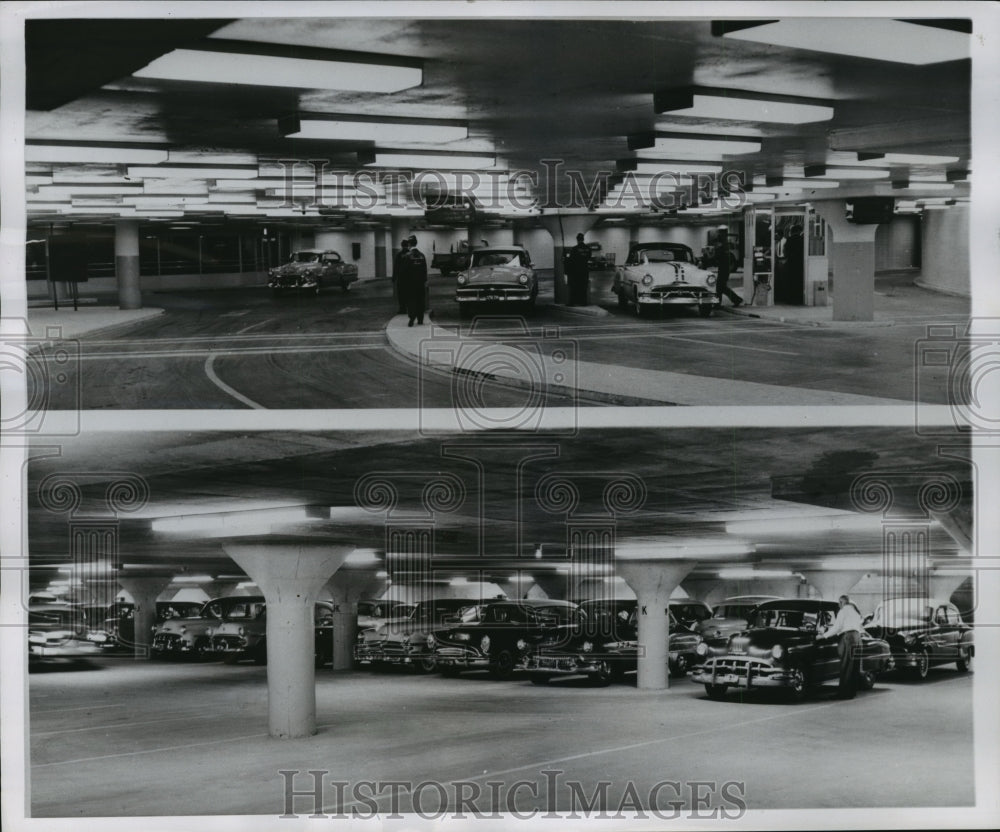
[821,594,863,699]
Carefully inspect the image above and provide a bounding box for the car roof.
[880,596,951,608]
[756,598,839,612]
[472,246,527,253]
[631,242,691,249]
[717,595,783,603]
[489,598,577,608]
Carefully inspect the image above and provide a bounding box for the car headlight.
[903,633,917,645]
[518,273,529,285]
[642,274,653,286]
[426,634,436,648]
[696,642,708,656]
[357,632,365,643]
[706,274,717,287]
[455,632,470,641]
[580,641,594,653]
[771,644,784,660]
[480,635,491,652]
[237,627,244,636]
[516,639,527,651]
[178,626,186,634]
[457,274,468,285]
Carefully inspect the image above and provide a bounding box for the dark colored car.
[267,249,359,295]
[690,599,893,701]
[864,597,974,679]
[211,598,336,667]
[354,597,481,672]
[455,246,538,317]
[697,596,783,645]
[429,599,582,679]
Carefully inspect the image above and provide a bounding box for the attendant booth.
[742,206,828,307]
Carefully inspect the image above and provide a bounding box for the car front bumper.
[456,288,533,303]
[637,291,716,307]
[434,646,491,670]
[690,657,793,689]
[527,653,613,676]
[354,643,429,665]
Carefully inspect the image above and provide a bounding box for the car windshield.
[290,252,321,263]
[876,599,937,627]
[471,251,523,268]
[222,601,266,620]
[532,605,584,625]
[161,604,202,619]
[459,605,486,623]
[714,604,755,619]
[752,608,821,631]
[672,603,711,622]
[635,246,693,264]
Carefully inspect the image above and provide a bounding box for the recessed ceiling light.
[873,153,960,165]
[281,114,468,143]
[365,152,496,170]
[26,144,169,164]
[814,168,890,180]
[135,44,422,92]
[622,160,724,174]
[629,133,761,157]
[655,88,833,124]
[754,177,841,190]
[127,165,261,180]
[654,121,765,137]
[722,19,969,65]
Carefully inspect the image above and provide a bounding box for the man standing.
[565,232,591,306]
[822,594,864,699]
[714,228,742,308]
[403,234,428,326]
[392,238,409,314]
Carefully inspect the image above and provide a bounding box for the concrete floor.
[28,658,973,818]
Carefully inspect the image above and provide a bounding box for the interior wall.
[917,205,970,296]
[513,228,555,269]
[875,215,920,271]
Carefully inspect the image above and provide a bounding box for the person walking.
[822,594,864,699]
[565,233,591,306]
[392,238,409,314]
[402,234,428,326]
[714,228,742,308]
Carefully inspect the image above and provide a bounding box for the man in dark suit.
[391,238,409,314]
[402,234,428,326]
[565,233,591,306]
[714,228,742,307]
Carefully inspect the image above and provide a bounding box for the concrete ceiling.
[27,427,972,588]
[21,14,973,226]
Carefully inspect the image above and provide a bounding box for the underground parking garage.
[17,426,989,820]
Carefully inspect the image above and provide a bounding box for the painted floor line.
[204,353,266,409]
[235,319,274,335]
[44,344,387,361]
[32,710,224,738]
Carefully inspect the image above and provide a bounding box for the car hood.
[273,262,320,275]
[463,265,530,286]
[625,262,712,288]
[727,628,812,656]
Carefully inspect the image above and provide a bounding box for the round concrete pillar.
[223,543,353,739]
[616,560,694,690]
[114,220,142,310]
[539,213,599,305]
[322,568,385,670]
[116,575,172,659]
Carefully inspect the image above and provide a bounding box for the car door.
[933,604,960,661]
[811,609,839,681]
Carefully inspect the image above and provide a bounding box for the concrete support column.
[616,560,694,690]
[812,201,878,322]
[222,543,353,739]
[116,576,172,659]
[801,570,866,601]
[321,569,385,670]
[539,213,599,305]
[114,220,142,310]
[373,227,388,278]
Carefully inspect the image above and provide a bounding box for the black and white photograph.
[1,2,998,830]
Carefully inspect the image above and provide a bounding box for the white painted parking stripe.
[235,319,273,335]
[32,711,218,737]
[31,730,270,767]
[38,344,387,361]
[204,354,266,409]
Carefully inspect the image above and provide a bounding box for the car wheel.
[489,649,517,680]
[529,674,550,686]
[590,661,612,687]
[193,638,212,661]
[957,647,973,673]
[705,684,728,700]
[787,667,809,701]
[857,669,877,691]
[909,648,931,680]
[414,654,437,674]
[671,655,688,677]
[699,304,714,318]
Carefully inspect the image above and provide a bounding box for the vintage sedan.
[211,599,336,667]
[105,600,205,652]
[354,597,481,673]
[356,599,415,634]
[612,242,717,317]
[690,599,893,701]
[527,599,705,685]
[267,249,359,295]
[28,602,102,666]
[586,242,615,271]
[429,599,581,679]
[151,595,248,660]
[697,596,782,646]
[455,246,538,317]
[864,597,973,679]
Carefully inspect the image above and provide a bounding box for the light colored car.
[211,599,336,667]
[151,596,245,660]
[28,602,102,665]
[697,596,783,645]
[268,249,359,295]
[455,246,538,317]
[612,242,717,317]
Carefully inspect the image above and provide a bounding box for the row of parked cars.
[353,594,974,701]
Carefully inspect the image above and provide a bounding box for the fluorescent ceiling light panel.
[725,514,887,536]
[135,47,422,92]
[820,168,890,180]
[284,116,467,143]
[874,153,959,165]
[901,181,955,190]
[656,90,833,124]
[26,145,169,164]
[128,166,260,179]
[655,121,764,137]
[718,568,795,579]
[367,153,496,170]
[644,137,761,156]
[38,184,143,198]
[754,176,841,189]
[625,160,724,174]
[167,151,258,165]
[723,19,969,65]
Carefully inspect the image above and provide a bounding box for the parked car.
[106,600,205,652]
[211,598,336,667]
[429,599,582,679]
[690,599,893,701]
[151,596,248,660]
[354,598,481,672]
[267,249,359,295]
[455,246,538,317]
[612,242,717,317]
[864,597,974,679]
[356,599,415,634]
[28,602,102,666]
[697,596,783,645]
[586,242,615,271]
[432,242,472,277]
[527,599,705,685]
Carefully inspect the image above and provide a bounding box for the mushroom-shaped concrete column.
[322,566,386,670]
[538,213,599,305]
[222,542,354,738]
[615,558,694,690]
[801,570,865,601]
[116,575,173,660]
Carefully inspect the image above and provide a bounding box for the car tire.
[957,647,973,673]
[529,674,550,686]
[857,669,877,691]
[671,655,688,677]
[787,667,809,701]
[590,661,612,687]
[193,638,212,661]
[699,304,714,318]
[414,654,437,674]
[705,683,728,700]
[909,648,931,680]
[222,653,239,665]
[489,649,517,680]
[616,289,628,308]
